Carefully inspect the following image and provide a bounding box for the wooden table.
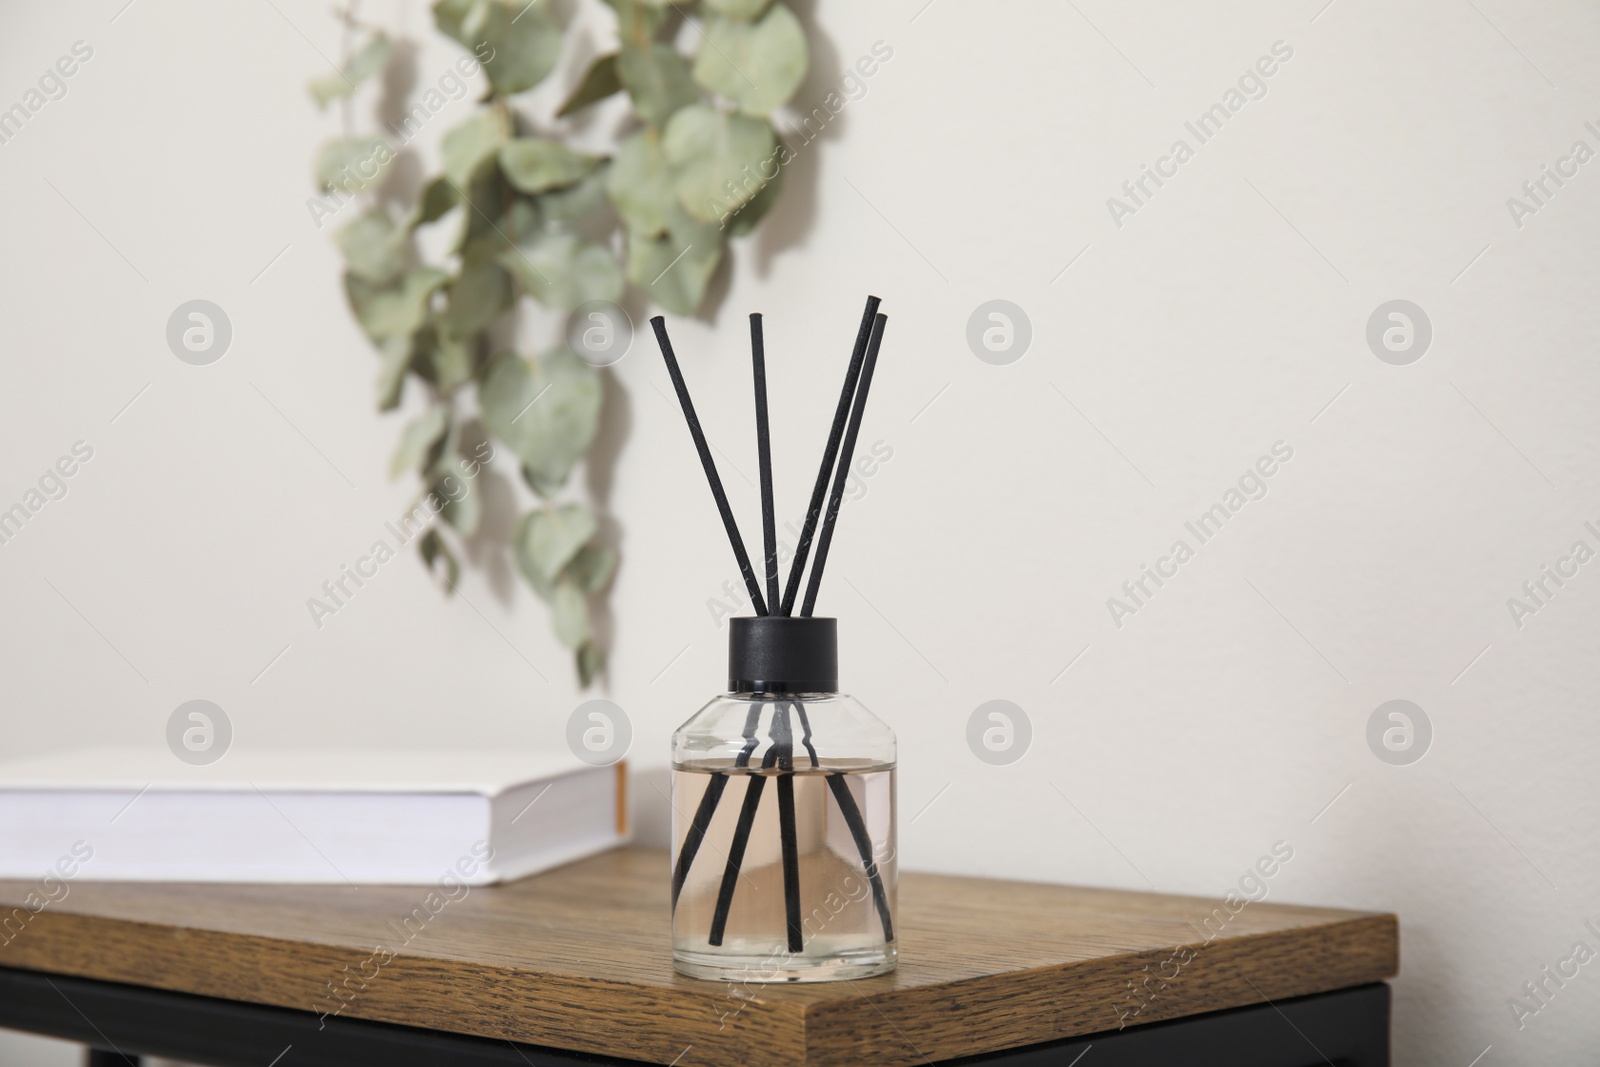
[0,847,1397,1066]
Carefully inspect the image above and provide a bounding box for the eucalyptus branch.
[308,0,810,685]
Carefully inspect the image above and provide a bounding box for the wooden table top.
[0,847,1397,1066]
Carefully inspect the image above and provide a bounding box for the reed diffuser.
[653,298,897,983]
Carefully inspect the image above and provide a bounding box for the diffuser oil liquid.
[671,759,896,982]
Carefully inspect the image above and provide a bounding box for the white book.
[0,748,628,885]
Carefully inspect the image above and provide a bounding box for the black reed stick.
[771,706,803,953]
[794,703,820,768]
[780,296,879,616]
[671,703,763,909]
[801,313,888,617]
[826,774,895,942]
[652,317,768,616]
[708,709,782,946]
[751,314,780,615]
[797,703,892,942]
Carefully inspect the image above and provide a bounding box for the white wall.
[3,1,1598,1064]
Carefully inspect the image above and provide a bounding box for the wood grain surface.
[0,847,1397,1066]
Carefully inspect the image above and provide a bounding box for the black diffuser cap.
[729,616,837,694]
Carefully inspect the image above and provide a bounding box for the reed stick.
[708,708,782,947]
[826,774,895,942]
[751,314,781,615]
[651,317,768,615]
[801,313,887,617]
[671,703,763,909]
[771,705,804,953]
[780,297,879,616]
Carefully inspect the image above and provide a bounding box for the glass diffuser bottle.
[653,298,897,982]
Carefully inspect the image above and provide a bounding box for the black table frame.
[0,966,1388,1066]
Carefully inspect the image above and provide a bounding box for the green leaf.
[608,0,665,45]
[435,462,482,536]
[410,177,459,229]
[551,580,589,647]
[513,512,556,600]
[521,464,563,498]
[392,405,450,479]
[663,104,776,223]
[479,349,602,488]
[415,327,478,390]
[693,4,807,117]
[440,252,513,337]
[606,130,674,236]
[452,165,513,253]
[520,503,598,583]
[432,0,487,45]
[726,157,783,236]
[626,222,722,315]
[441,109,510,188]
[345,268,449,339]
[476,2,560,94]
[499,138,597,194]
[499,230,623,310]
[419,528,459,589]
[558,53,622,117]
[618,42,698,127]
[576,640,605,687]
[336,208,408,283]
[309,34,391,108]
[376,334,412,411]
[315,137,394,194]
[539,166,610,221]
[704,0,771,15]
[566,542,617,593]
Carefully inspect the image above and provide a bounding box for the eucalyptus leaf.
[415,326,478,390]
[551,580,589,647]
[521,463,563,498]
[626,226,722,314]
[432,0,485,46]
[309,34,391,108]
[436,466,482,536]
[608,0,665,46]
[376,333,412,411]
[726,157,783,236]
[693,4,807,117]
[419,528,460,589]
[704,0,771,15]
[576,640,605,687]
[316,137,394,194]
[558,53,622,117]
[539,166,610,221]
[410,177,459,229]
[337,208,408,283]
[345,268,449,339]
[392,405,450,479]
[452,164,512,253]
[473,1,563,94]
[499,139,597,194]
[499,230,623,310]
[513,511,557,600]
[663,104,776,223]
[618,42,698,127]
[479,348,602,488]
[441,252,513,337]
[566,542,617,592]
[441,109,510,188]
[521,503,597,582]
[606,130,674,236]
